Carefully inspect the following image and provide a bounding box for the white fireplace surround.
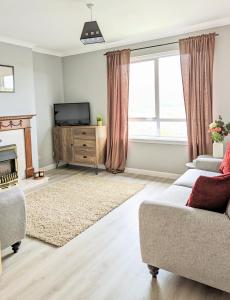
[0,130,26,179]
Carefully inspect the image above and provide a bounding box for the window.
[128,52,187,141]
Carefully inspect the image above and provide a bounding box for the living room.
[0,0,230,299]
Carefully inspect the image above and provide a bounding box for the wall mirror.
[0,65,15,93]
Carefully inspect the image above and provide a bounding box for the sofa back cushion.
[174,169,220,189]
[186,174,230,213]
[220,142,230,174]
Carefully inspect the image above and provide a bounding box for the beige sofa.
[139,156,230,293]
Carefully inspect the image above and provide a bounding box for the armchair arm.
[0,187,26,249]
[139,200,230,292]
[194,156,222,172]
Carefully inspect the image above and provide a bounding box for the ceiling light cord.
[87,3,93,21]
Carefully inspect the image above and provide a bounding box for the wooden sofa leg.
[12,241,21,253]
[148,265,159,278]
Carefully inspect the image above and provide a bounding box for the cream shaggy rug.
[26,174,144,247]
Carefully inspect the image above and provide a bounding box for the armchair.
[0,187,26,253]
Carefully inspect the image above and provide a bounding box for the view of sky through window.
[128,54,187,139]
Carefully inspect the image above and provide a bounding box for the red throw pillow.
[186,174,230,213]
[219,142,230,174]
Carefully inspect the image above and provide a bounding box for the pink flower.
[215,127,222,132]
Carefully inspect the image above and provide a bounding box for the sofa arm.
[194,156,222,172]
[0,187,26,250]
[139,200,230,292]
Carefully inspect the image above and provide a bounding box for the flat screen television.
[54,102,90,126]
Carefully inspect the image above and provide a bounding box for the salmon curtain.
[179,33,216,161]
[105,49,131,173]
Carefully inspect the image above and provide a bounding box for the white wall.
[0,42,39,170]
[63,50,107,124]
[63,24,230,174]
[0,42,65,171]
[33,52,64,167]
[213,25,230,147]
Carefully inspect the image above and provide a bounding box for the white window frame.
[129,50,187,145]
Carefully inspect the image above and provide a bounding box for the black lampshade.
[80,21,105,45]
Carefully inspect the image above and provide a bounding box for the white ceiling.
[0,0,230,56]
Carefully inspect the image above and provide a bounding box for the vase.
[213,142,224,158]
[97,120,103,126]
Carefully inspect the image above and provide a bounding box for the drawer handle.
[82,144,87,147]
[83,155,87,158]
[82,132,86,135]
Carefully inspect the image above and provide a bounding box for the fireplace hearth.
[0,144,18,189]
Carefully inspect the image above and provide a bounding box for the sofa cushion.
[187,174,230,213]
[174,169,220,188]
[194,156,223,172]
[148,185,192,207]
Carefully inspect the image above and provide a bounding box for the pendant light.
[80,3,105,45]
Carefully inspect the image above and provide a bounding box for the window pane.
[129,60,155,118]
[159,55,185,119]
[129,121,157,138]
[160,122,187,138]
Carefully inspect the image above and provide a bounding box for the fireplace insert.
[0,144,18,189]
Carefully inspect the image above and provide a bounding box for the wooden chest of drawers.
[53,126,106,174]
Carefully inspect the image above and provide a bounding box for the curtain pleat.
[105,49,131,173]
[179,33,215,161]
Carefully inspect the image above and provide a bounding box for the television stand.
[53,125,106,174]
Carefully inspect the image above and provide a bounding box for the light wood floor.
[0,166,229,300]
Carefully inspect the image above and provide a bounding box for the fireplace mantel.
[0,114,35,131]
[0,114,35,178]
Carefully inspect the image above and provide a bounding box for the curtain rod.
[131,41,178,52]
[104,33,219,55]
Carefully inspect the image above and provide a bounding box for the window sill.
[128,136,188,145]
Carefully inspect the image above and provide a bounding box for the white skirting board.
[42,162,181,180]
[42,162,65,171]
[125,168,181,180]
